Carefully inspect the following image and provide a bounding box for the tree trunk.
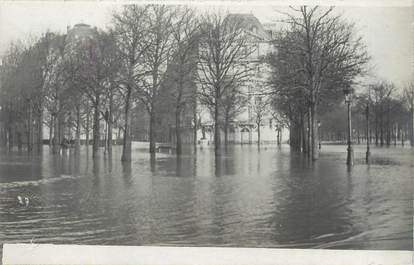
[107,90,114,156]
[49,115,53,148]
[193,97,197,149]
[277,129,281,145]
[301,118,306,153]
[176,107,182,155]
[17,131,22,151]
[257,122,261,145]
[307,111,311,155]
[75,105,81,153]
[27,104,33,152]
[121,86,132,162]
[299,124,303,152]
[52,112,60,154]
[311,103,318,160]
[214,98,220,155]
[375,115,378,146]
[8,124,13,151]
[117,128,121,145]
[224,115,229,146]
[288,120,301,151]
[357,130,361,144]
[149,109,156,154]
[394,123,397,146]
[37,105,43,152]
[0,128,5,147]
[410,107,414,146]
[92,96,100,158]
[107,105,113,157]
[85,108,90,147]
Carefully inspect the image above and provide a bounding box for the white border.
[3,244,413,265]
[0,0,412,7]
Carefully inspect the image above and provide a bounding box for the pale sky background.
[0,1,412,87]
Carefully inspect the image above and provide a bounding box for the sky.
[0,1,412,87]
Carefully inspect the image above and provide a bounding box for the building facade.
[196,14,286,145]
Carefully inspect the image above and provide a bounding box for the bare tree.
[43,35,70,154]
[138,5,177,154]
[20,33,56,153]
[0,42,26,150]
[370,81,395,146]
[197,12,254,155]
[166,7,200,154]
[271,6,369,159]
[112,5,151,161]
[221,81,247,145]
[66,29,118,158]
[250,92,271,145]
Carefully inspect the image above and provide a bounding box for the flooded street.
[0,144,412,251]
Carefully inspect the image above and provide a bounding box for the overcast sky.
[0,2,412,87]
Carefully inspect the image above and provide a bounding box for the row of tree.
[0,5,264,160]
[319,81,414,146]
[269,6,371,159]
[1,5,412,162]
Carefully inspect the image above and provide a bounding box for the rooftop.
[225,13,270,40]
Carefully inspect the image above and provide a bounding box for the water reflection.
[0,144,412,250]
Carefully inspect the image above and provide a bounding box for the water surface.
[0,144,412,251]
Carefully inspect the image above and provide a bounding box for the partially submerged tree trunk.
[17,131,22,151]
[75,105,81,153]
[27,102,33,152]
[52,112,60,154]
[37,105,43,153]
[121,85,132,162]
[8,123,13,151]
[49,115,53,148]
[92,96,100,158]
[214,95,221,155]
[176,107,182,155]
[277,128,281,145]
[149,109,156,154]
[85,109,90,148]
[307,111,311,155]
[310,102,319,160]
[224,115,229,147]
[193,99,197,150]
[107,96,113,156]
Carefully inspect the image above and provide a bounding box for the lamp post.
[343,86,354,166]
[317,120,321,150]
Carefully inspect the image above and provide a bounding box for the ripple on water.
[0,145,412,250]
[0,174,84,189]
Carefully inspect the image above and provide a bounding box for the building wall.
[197,14,285,144]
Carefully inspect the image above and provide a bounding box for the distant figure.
[17,195,24,205]
[17,196,29,207]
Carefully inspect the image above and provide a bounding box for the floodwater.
[0,144,412,252]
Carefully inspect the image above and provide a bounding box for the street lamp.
[343,86,354,166]
[317,120,321,150]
